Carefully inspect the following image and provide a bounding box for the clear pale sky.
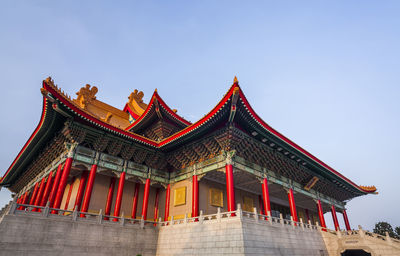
[0,1,399,231]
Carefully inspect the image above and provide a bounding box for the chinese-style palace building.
[0,77,398,256]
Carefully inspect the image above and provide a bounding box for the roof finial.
[155,88,158,93]
[233,76,239,84]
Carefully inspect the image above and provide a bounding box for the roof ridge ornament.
[43,77,74,100]
[128,89,148,110]
[75,84,98,109]
[359,185,377,193]
[233,76,239,85]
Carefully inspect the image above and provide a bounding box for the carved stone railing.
[7,201,158,228]
[323,224,400,247]
[9,200,398,248]
[158,204,320,231]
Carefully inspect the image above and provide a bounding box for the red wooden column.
[316,199,327,229]
[19,192,29,210]
[164,184,171,221]
[141,178,151,220]
[153,188,160,221]
[49,164,63,207]
[104,177,116,220]
[53,156,74,211]
[40,171,54,207]
[80,155,99,217]
[29,183,39,205]
[16,197,21,208]
[261,178,271,215]
[16,195,21,210]
[192,175,199,218]
[287,188,298,222]
[343,209,351,231]
[331,205,340,231]
[113,171,126,221]
[131,182,140,219]
[33,177,46,211]
[225,155,236,212]
[73,171,88,211]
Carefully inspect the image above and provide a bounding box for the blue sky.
[0,1,399,231]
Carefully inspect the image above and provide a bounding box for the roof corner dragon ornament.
[75,84,98,109]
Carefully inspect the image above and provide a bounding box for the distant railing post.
[237,204,242,220]
[9,201,17,215]
[358,225,365,238]
[98,209,103,224]
[72,207,78,221]
[121,212,125,226]
[290,216,295,228]
[184,213,188,224]
[253,207,258,222]
[267,211,272,224]
[217,207,221,222]
[385,232,393,245]
[300,218,304,230]
[199,210,203,224]
[308,219,312,229]
[170,216,174,226]
[43,202,50,217]
[140,216,145,229]
[280,213,284,226]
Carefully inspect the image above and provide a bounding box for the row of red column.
[19,155,159,222]
[101,173,155,221]
[18,155,352,230]
[220,161,352,231]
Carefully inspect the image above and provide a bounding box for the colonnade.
[16,154,352,231]
[192,159,351,231]
[16,155,160,221]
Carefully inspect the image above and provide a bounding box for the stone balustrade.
[9,201,158,228]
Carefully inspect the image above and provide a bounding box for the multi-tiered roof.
[0,77,377,201]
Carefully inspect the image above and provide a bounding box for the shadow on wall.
[341,249,372,256]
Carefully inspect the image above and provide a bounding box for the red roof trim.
[125,93,156,131]
[44,82,158,147]
[154,91,191,126]
[158,84,236,146]
[158,82,373,194]
[19,80,372,195]
[1,97,48,183]
[236,88,373,194]
[125,91,191,131]
[123,104,140,120]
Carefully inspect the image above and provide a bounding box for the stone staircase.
[0,200,13,222]
[321,225,400,256]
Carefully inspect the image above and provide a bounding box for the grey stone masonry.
[241,219,327,256]
[0,213,158,256]
[157,216,245,256]
[157,214,327,256]
[2,203,400,256]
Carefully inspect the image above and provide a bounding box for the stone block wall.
[241,219,327,256]
[0,213,158,256]
[2,210,399,256]
[157,218,245,256]
[156,217,328,256]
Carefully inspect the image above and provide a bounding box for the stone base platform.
[1,205,400,256]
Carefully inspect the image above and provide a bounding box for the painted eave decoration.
[0,76,377,196]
